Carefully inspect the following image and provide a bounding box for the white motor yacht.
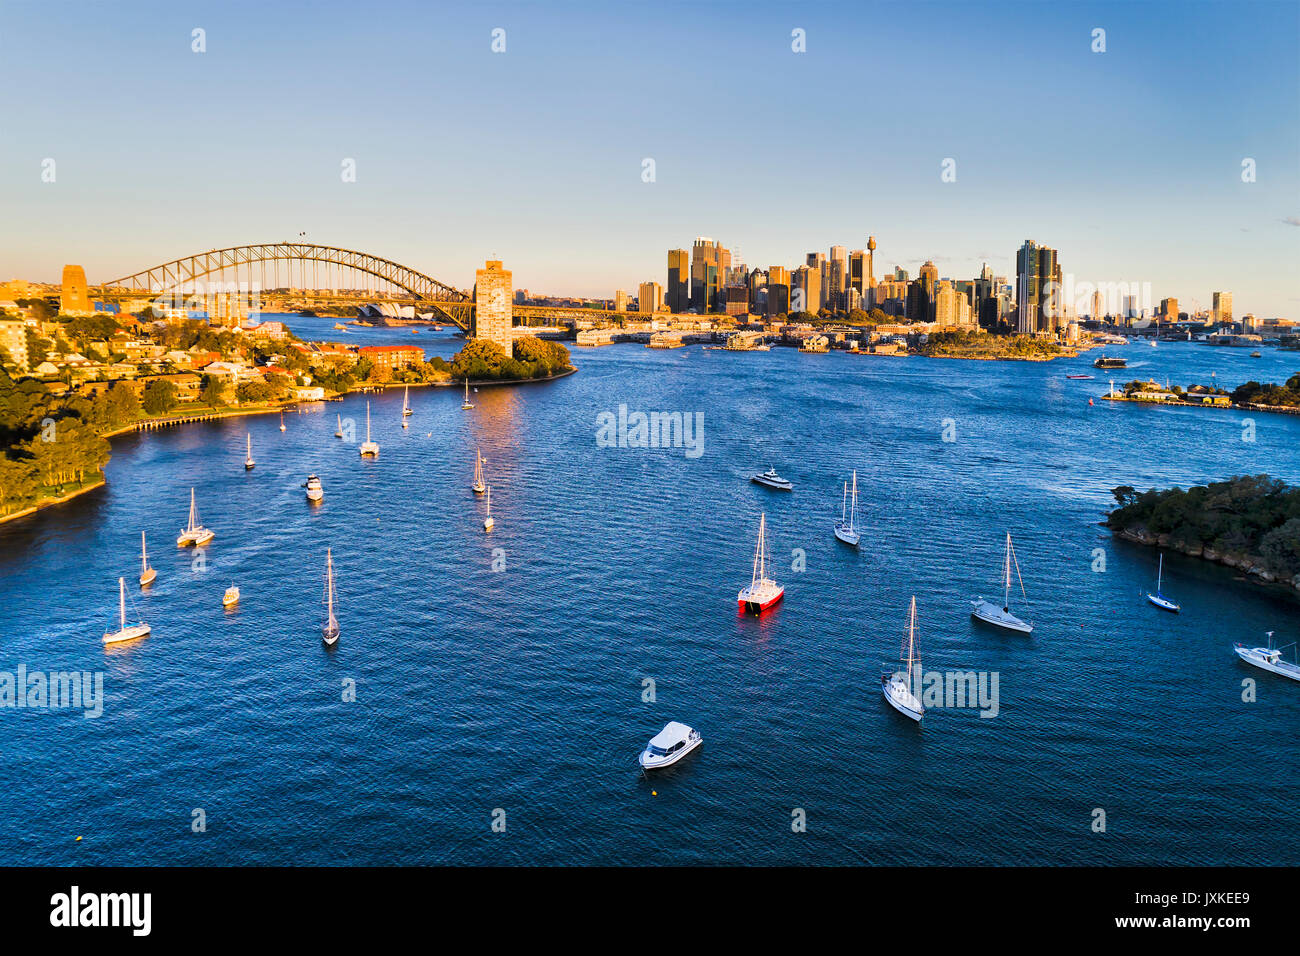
[305,474,324,502]
[638,722,703,770]
[1234,633,1300,682]
[751,467,793,491]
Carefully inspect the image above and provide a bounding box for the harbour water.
[1,327,1298,865]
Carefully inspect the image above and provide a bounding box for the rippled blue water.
[2,322,1297,865]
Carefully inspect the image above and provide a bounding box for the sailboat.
[322,548,339,646]
[359,401,380,457]
[472,448,486,495]
[737,512,784,613]
[279,411,286,432]
[103,577,150,645]
[402,386,413,418]
[334,414,343,439]
[970,532,1032,633]
[834,470,860,546]
[461,379,474,410]
[138,531,156,587]
[1146,554,1180,612]
[176,488,215,546]
[244,433,255,470]
[881,596,924,722]
[1234,631,1300,681]
[483,484,495,532]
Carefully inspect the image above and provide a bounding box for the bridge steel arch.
[99,242,474,327]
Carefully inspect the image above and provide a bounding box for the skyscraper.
[767,266,791,316]
[1015,240,1059,334]
[639,281,663,314]
[792,265,821,316]
[667,249,688,313]
[691,237,725,312]
[1212,291,1233,325]
[472,260,513,352]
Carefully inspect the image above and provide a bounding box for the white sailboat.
[244,432,255,470]
[103,577,150,645]
[1234,631,1300,681]
[970,532,1032,633]
[334,413,343,439]
[472,448,486,495]
[737,512,784,613]
[882,596,924,722]
[176,488,215,546]
[1146,554,1180,612]
[322,548,339,646]
[834,470,860,546]
[359,401,379,457]
[138,531,156,587]
[483,484,495,532]
[461,379,474,410]
[279,411,286,432]
[402,385,413,417]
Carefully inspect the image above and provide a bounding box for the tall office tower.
[828,246,848,296]
[60,264,91,314]
[1160,297,1179,321]
[767,266,791,316]
[972,265,995,330]
[849,251,867,295]
[614,290,629,312]
[904,281,927,322]
[718,246,731,283]
[724,285,749,316]
[667,249,689,313]
[893,266,908,281]
[639,281,663,314]
[919,260,938,297]
[691,237,725,311]
[934,281,958,326]
[1015,240,1058,334]
[792,265,821,316]
[1212,291,1233,325]
[748,268,766,313]
[472,260,514,352]
[1092,288,1105,321]
[806,252,825,269]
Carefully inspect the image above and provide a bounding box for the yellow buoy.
[75,836,82,841]
[651,791,657,796]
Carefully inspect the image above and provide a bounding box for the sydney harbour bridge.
[92,241,626,331]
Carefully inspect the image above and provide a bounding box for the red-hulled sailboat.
[738,512,784,614]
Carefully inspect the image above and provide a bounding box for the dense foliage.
[449,336,572,382]
[1230,373,1300,408]
[919,330,1068,358]
[1108,475,1300,578]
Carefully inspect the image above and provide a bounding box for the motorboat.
[222,584,240,607]
[1233,632,1300,682]
[738,512,783,613]
[751,467,793,491]
[1093,356,1127,369]
[638,721,703,770]
[103,577,150,645]
[304,474,324,502]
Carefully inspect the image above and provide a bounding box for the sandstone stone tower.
[60,264,92,314]
[472,260,513,353]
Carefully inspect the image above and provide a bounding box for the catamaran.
[138,531,156,587]
[1146,554,1180,612]
[738,512,784,613]
[970,532,1032,633]
[176,488,215,546]
[103,577,150,645]
[402,386,411,428]
[359,402,379,457]
[461,379,474,410]
[244,433,255,470]
[472,448,486,495]
[834,470,860,546]
[882,596,924,722]
[1233,631,1300,681]
[483,484,495,532]
[322,548,340,646]
[334,414,343,439]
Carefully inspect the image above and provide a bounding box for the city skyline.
[0,0,1297,316]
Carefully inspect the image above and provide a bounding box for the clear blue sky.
[1,0,1297,316]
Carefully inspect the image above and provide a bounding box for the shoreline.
[0,368,577,528]
[1110,525,1300,595]
[1102,395,1300,417]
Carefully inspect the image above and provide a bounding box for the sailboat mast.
[1157,554,1163,591]
[119,578,126,629]
[850,471,857,531]
[141,531,147,572]
[841,482,847,523]
[326,548,336,624]
[1003,533,1012,608]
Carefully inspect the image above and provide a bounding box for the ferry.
[638,722,703,770]
[1093,356,1127,369]
[751,468,793,491]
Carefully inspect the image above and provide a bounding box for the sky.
[1,0,1297,316]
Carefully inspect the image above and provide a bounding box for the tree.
[200,376,228,407]
[236,380,274,404]
[142,379,178,415]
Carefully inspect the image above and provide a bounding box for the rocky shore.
[1112,524,1300,593]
